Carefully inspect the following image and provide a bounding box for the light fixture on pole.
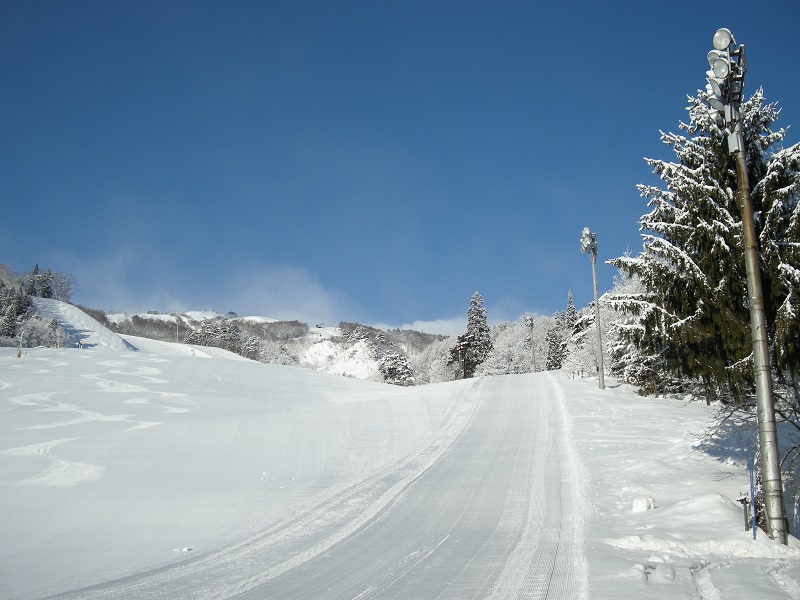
[705,28,787,544]
[525,314,537,372]
[580,227,605,390]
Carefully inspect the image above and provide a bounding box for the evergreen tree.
[239,334,262,361]
[39,269,54,299]
[560,291,578,365]
[379,353,415,386]
[545,322,563,370]
[565,290,578,334]
[544,292,578,371]
[0,284,32,340]
[185,318,244,354]
[610,87,800,399]
[602,269,681,394]
[563,310,594,378]
[25,264,39,297]
[752,144,800,383]
[1,305,17,337]
[448,291,492,378]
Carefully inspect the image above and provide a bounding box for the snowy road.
[45,372,585,599]
[232,374,586,599]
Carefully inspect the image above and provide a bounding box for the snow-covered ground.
[1,300,799,599]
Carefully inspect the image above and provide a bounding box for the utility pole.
[706,27,787,544]
[525,314,537,372]
[580,227,605,389]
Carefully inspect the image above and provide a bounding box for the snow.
[31,298,136,352]
[1,300,799,599]
[307,323,341,340]
[184,309,224,321]
[237,315,278,324]
[301,337,379,379]
[562,377,800,598]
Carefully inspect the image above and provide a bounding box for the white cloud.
[48,251,540,332]
[53,253,356,325]
[221,263,359,325]
[396,317,465,336]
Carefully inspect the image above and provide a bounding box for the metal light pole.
[706,28,787,544]
[581,227,605,389]
[526,314,537,372]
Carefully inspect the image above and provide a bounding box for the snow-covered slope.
[300,337,380,379]
[1,325,799,598]
[107,306,383,379]
[31,298,136,351]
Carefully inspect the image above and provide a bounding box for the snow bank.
[559,376,800,599]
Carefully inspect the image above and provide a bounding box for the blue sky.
[2,1,799,334]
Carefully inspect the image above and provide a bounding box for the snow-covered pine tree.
[544,292,578,371]
[185,317,244,354]
[603,269,674,394]
[39,269,54,299]
[752,144,800,384]
[25,265,39,297]
[0,276,32,340]
[239,334,262,361]
[545,319,563,371]
[560,291,578,366]
[562,309,594,379]
[610,87,800,400]
[565,291,577,334]
[449,291,492,378]
[379,353,415,386]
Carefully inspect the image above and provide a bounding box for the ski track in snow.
[2,352,193,490]
[47,378,483,599]
[1,437,104,487]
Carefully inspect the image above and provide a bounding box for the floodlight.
[707,76,723,97]
[580,227,594,253]
[708,96,727,112]
[707,50,726,68]
[711,58,730,78]
[712,28,734,51]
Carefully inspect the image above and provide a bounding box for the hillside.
[31,298,136,352]
[101,305,442,383]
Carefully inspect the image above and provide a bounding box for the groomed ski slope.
[1,300,799,599]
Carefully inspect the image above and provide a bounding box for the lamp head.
[712,58,730,78]
[580,227,594,253]
[712,28,735,51]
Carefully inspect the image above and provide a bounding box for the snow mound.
[632,496,656,512]
[31,298,136,352]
